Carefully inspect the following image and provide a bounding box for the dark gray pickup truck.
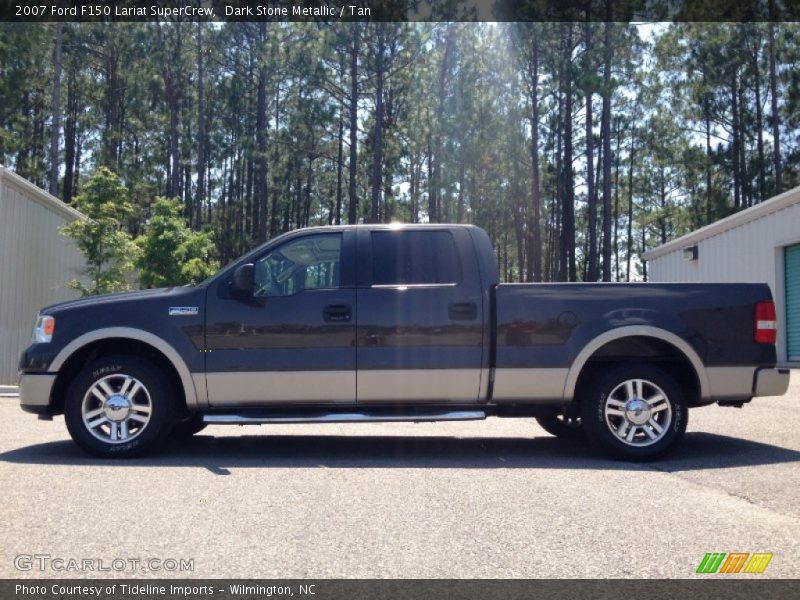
[19,224,790,460]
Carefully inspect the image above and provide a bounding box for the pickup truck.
[18,224,790,460]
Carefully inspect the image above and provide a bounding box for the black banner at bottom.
[3,579,800,600]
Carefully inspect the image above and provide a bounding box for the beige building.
[643,185,800,366]
[0,167,85,385]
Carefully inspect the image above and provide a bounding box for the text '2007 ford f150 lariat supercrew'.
[19,224,790,460]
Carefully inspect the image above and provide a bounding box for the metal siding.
[648,200,800,363]
[0,177,85,384]
[786,244,800,361]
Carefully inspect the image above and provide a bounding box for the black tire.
[535,410,585,439]
[64,355,175,458]
[580,362,688,461]
[172,415,207,437]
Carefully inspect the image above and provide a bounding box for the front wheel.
[580,363,687,461]
[64,355,175,458]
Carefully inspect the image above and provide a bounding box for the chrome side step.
[203,410,486,425]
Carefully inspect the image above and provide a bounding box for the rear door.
[205,230,356,406]
[355,227,484,403]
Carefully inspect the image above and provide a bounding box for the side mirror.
[231,263,255,298]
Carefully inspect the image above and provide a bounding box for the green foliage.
[136,197,219,288]
[60,168,138,296]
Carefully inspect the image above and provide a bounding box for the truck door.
[355,227,484,403]
[205,230,356,406]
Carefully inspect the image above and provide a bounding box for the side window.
[254,234,341,297]
[371,231,461,286]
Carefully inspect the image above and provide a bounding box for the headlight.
[32,315,55,343]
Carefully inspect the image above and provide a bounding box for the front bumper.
[753,367,791,398]
[18,373,56,415]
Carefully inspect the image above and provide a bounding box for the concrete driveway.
[0,373,798,579]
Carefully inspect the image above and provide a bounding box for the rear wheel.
[580,362,687,461]
[64,355,175,458]
[535,410,584,439]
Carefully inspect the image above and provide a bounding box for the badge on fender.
[168,307,199,316]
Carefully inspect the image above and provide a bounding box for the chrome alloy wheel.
[81,374,152,444]
[603,378,672,447]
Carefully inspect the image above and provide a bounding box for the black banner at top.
[1,0,799,22]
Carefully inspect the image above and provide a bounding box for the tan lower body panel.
[706,366,757,398]
[491,368,569,403]
[19,373,56,407]
[206,371,355,406]
[205,368,568,406]
[356,369,482,402]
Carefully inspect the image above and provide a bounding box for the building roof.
[0,166,85,222]
[643,184,800,261]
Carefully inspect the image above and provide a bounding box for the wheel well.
[573,336,703,406]
[50,338,188,416]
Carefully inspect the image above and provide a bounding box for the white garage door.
[786,243,800,362]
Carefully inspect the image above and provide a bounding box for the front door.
[205,230,356,406]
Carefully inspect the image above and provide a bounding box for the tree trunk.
[270,86,281,237]
[195,22,206,231]
[254,22,269,244]
[431,25,456,224]
[370,23,385,224]
[348,24,359,224]
[613,118,621,282]
[527,31,542,282]
[335,97,344,225]
[752,36,766,203]
[731,77,740,209]
[737,78,749,208]
[63,73,76,203]
[560,23,576,282]
[585,21,598,282]
[49,23,63,197]
[626,129,635,282]
[103,49,120,168]
[601,18,613,282]
[768,21,782,194]
[704,97,713,224]
[158,23,182,202]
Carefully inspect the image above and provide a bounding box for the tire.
[64,355,175,458]
[172,415,207,437]
[580,362,688,461]
[535,410,585,439]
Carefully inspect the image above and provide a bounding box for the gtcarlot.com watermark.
[14,554,194,573]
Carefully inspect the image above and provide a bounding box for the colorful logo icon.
[696,552,773,574]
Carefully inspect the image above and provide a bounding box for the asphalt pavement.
[1,373,798,579]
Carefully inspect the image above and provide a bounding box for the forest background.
[1,19,797,289]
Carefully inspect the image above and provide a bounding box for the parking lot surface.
[1,373,798,578]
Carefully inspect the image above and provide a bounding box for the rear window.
[371,230,461,286]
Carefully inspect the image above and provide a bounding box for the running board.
[203,409,486,425]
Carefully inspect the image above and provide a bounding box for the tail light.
[754,301,777,344]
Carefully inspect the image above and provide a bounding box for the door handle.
[448,302,478,321]
[323,304,352,322]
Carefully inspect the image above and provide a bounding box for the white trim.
[0,166,86,222]
[643,185,800,261]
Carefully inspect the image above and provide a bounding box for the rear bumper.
[753,367,790,398]
[18,373,56,414]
